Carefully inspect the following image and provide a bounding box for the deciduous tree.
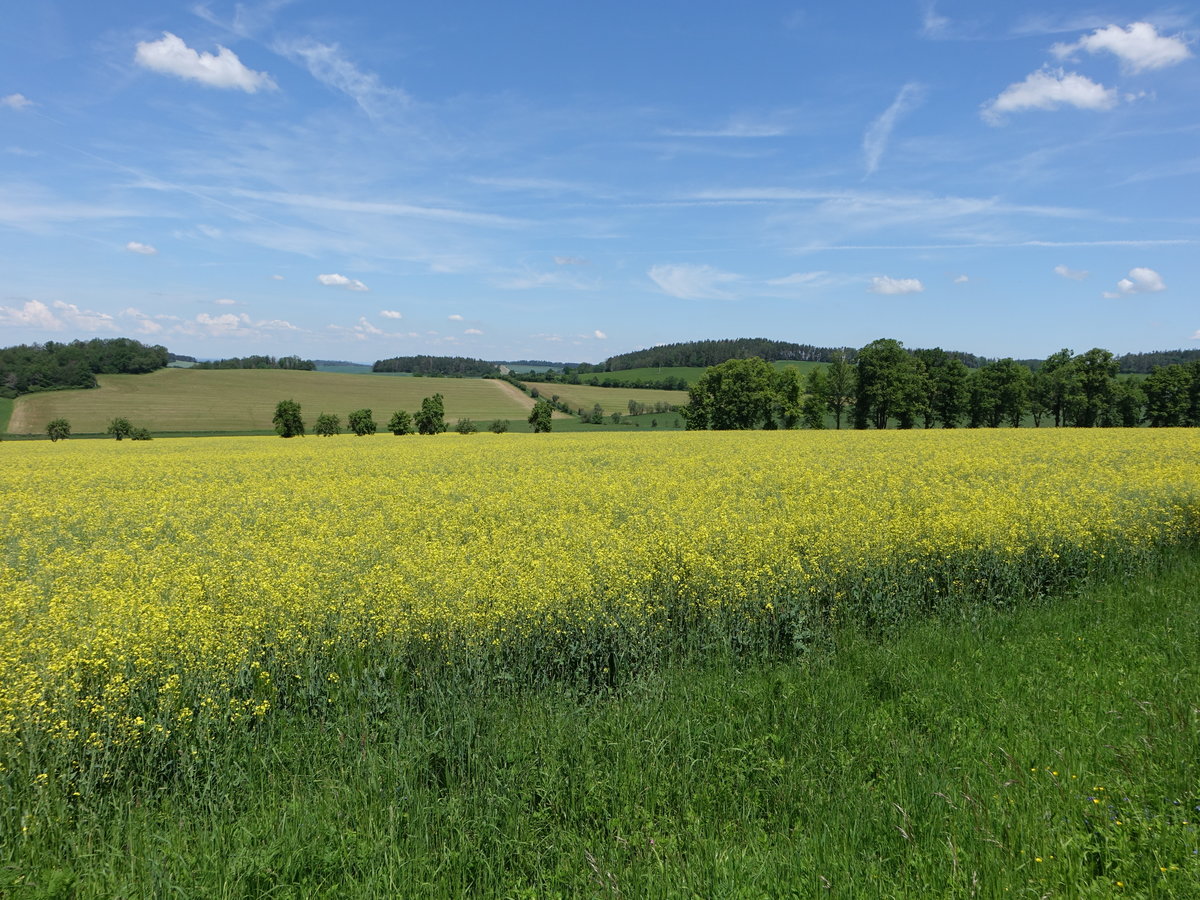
[46,418,71,442]
[348,408,378,436]
[315,412,341,436]
[414,394,446,435]
[272,400,305,438]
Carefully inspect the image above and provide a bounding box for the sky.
[1,1,1198,363]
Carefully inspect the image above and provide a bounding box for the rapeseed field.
[1,429,1197,770]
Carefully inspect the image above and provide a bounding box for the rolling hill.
[7,369,541,435]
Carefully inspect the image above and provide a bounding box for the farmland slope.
[8,369,538,434]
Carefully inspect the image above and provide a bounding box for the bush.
[455,418,478,434]
[130,427,153,441]
[489,419,509,434]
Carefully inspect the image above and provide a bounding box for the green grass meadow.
[5,549,1196,898]
[6,370,538,435]
[0,396,13,435]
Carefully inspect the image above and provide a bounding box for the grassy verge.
[4,551,1198,897]
[0,395,12,435]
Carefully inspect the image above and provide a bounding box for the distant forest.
[588,338,995,372]
[373,355,500,377]
[191,355,316,371]
[1,338,168,398]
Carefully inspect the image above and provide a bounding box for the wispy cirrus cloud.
[863,83,925,176]
[648,263,740,300]
[135,32,276,92]
[276,39,409,118]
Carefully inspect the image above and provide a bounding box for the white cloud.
[356,317,383,335]
[0,299,61,329]
[593,330,607,340]
[1054,264,1089,280]
[118,307,164,335]
[448,314,464,321]
[953,274,969,284]
[554,255,589,266]
[868,276,924,295]
[464,328,483,335]
[1103,267,1166,297]
[10,300,119,332]
[276,39,409,118]
[317,273,369,291]
[125,241,158,255]
[380,309,403,319]
[271,274,285,280]
[179,312,297,338]
[863,83,924,176]
[134,32,275,92]
[1191,330,1200,341]
[1052,22,1191,73]
[648,263,740,300]
[982,68,1116,124]
[2,94,32,110]
[214,298,238,305]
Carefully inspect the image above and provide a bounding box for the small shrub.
[455,418,478,434]
[489,419,509,434]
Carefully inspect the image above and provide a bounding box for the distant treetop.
[373,355,500,377]
[192,354,316,370]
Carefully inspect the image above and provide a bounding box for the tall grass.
[4,549,1198,897]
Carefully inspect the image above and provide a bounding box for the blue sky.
[1,1,1197,362]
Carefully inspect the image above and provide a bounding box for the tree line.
[372,355,500,377]
[1,338,169,398]
[192,355,315,370]
[272,395,554,438]
[683,340,1200,430]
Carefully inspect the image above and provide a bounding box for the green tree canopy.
[414,394,447,435]
[528,398,553,433]
[107,417,134,441]
[46,418,71,442]
[314,412,341,437]
[348,408,378,436]
[682,357,779,430]
[272,400,305,438]
[387,410,413,435]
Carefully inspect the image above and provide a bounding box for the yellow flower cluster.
[1,429,1197,754]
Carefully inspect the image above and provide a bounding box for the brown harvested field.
[8,369,543,434]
